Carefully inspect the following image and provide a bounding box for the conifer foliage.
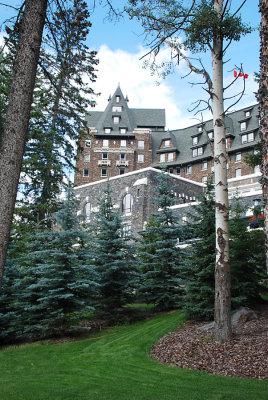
[91,186,138,319]
[138,173,183,311]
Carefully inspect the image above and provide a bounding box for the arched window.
[122,193,133,215]
[84,202,91,220]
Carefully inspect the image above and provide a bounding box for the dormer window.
[120,128,127,134]
[112,106,122,112]
[240,121,247,131]
[104,128,111,133]
[198,126,203,133]
[192,146,203,157]
[116,96,120,103]
[192,136,199,145]
[168,152,174,161]
[164,139,171,147]
[113,116,120,124]
[242,132,254,143]
[245,110,251,117]
[160,153,165,162]
[208,131,214,140]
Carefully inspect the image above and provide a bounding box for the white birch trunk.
[212,0,232,342]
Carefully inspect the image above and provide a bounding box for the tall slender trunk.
[212,0,232,342]
[0,0,48,288]
[259,0,268,275]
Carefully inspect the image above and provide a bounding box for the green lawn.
[0,312,267,400]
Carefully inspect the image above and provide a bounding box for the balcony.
[116,160,129,167]
[98,160,111,166]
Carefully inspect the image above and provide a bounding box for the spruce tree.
[138,173,183,311]
[18,187,97,339]
[182,181,216,320]
[91,185,138,319]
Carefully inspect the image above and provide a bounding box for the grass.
[0,311,267,400]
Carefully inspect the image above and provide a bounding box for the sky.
[1,0,261,130]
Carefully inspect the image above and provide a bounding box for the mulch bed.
[150,305,268,380]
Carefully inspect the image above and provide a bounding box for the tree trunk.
[212,0,232,342]
[259,0,268,276]
[0,0,48,288]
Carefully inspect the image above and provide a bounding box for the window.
[169,168,173,174]
[167,152,174,161]
[202,176,207,183]
[104,128,111,133]
[235,153,241,162]
[84,202,91,220]
[122,225,132,237]
[192,147,203,157]
[102,153,108,160]
[254,165,260,174]
[198,126,203,133]
[112,106,122,112]
[138,154,144,163]
[160,153,165,162]
[138,140,144,149]
[122,193,133,214]
[120,128,127,134]
[120,153,125,160]
[242,132,254,144]
[245,110,251,117]
[113,116,120,124]
[235,168,241,177]
[208,131,214,140]
[176,167,181,175]
[240,121,247,131]
[84,153,90,162]
[202,161,207,170]
[101,168,107,177]
[116,95,120,103]
[164,139,171,147]
[192,136,199,145]
[103,139,109,148]
[85,140,91,147]
[186,165,192,174]
[120,139,126,148]
[83,168,89,177]
[119,168,125,175]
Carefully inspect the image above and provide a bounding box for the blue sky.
[1,0,260,129]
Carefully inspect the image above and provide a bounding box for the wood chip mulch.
[150,305,268,380]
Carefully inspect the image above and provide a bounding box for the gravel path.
[151,305,268,380]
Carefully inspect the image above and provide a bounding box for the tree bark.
[212,0,232,342]
[0,0,48,288]
[259,0,268,275]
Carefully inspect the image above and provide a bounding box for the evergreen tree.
[17,187,97,339]
[230,199,266,308]
[182,181,216,320]
[138,173,183,311]
[91,185,138,319]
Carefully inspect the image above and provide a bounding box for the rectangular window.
[186,165,192,174]
[202,161,207,170]
[208,131,214,140]
[138,140,144,149]
[83,168,89,177]
[169,168,173,174]
[245,110,251,117]
[198,126,203,133]
[116,96,120,103]
[119,168,125,175]
[113,116,120,124]
[122,225,131,237]
[120,139,126,148]
[85,140,91,147]
[235,153,241,162]
[164,139,171,147]
[192,149,198,157]
[168,152,174,161]
[112,106,122,112]
[198,147,203,156]
[160,153,165,162]
[254,165,260,174]
[202,176,207,183]
[235,168,241,177]
[240,121,247,131]
[120,128,127,133]
[104,128,111,133]
[101,168,107,177]
[102,153,108,160]
[103,139,109,148]
[84,153,90,162]
[138,154,144,163]
[120,153,125,160]
[192,136,199,145]
[248,132,254,142]
[176,167,181,175]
